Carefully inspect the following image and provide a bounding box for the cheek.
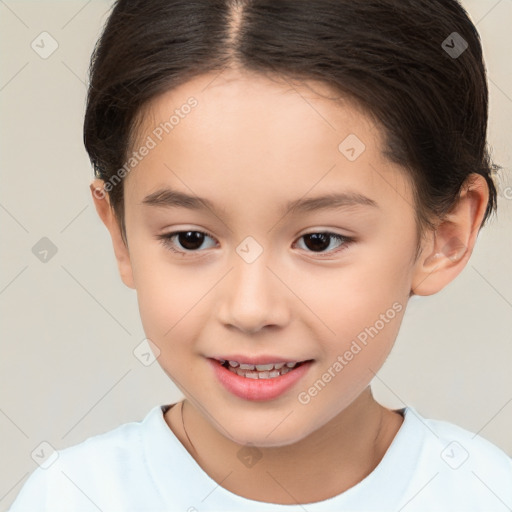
[298,288,405,414]
[131,250,207,350]
[299,249,409,377]
[322,292,404,375]
[134,269,208,390]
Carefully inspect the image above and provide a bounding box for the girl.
[9,0,511,510]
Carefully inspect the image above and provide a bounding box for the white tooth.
[240,363,256,370]
[219,359,226,364]
[228,360,239,367]
[255,363,274,371]
[286,362,297,368]
[229,365,289,379]
[274,363,285,369]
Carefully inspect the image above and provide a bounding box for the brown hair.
[83,0,500,257]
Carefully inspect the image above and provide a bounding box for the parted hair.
[83,0,500,254]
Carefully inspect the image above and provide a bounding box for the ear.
[411,173,490,296]
[90,179,135,289]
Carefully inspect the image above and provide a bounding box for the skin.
[91,69,489,505]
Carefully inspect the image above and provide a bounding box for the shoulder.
[419,410,512,471]
[51,407,150,478]
[8,405,166,511]
[400,407,512,511]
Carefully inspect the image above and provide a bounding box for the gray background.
[1,1,511,509]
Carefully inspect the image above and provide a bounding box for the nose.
[216,254,291,334]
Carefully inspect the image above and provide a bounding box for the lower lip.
[207,358,313,401]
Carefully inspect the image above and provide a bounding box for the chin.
[223,418,312,449]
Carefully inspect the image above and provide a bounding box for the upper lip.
[210,354,312,365]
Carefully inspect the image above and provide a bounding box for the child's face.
[101,70,429,446]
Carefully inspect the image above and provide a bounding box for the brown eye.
[157,230,217,254]
[295,232,354,256]
[302,233,331,252]
[175,231,205,251]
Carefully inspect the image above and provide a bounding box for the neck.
[167,388,403,505]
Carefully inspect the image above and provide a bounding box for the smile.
[208,357,314,401]
[218,359,308,379]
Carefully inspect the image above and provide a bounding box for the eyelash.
[156,229,355,258]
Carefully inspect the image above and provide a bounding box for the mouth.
[207,356,314,401]
[214,358,312,379]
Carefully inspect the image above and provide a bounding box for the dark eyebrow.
[141,188,224,215]
[141,188,379,216]
[284,191,379,215]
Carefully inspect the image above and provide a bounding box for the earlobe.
[89,179,136,290]
[410,173,489,297]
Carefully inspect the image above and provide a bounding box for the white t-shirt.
[8,402,512,511]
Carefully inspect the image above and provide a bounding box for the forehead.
[136,69,377,147]
[125,69,412,216]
